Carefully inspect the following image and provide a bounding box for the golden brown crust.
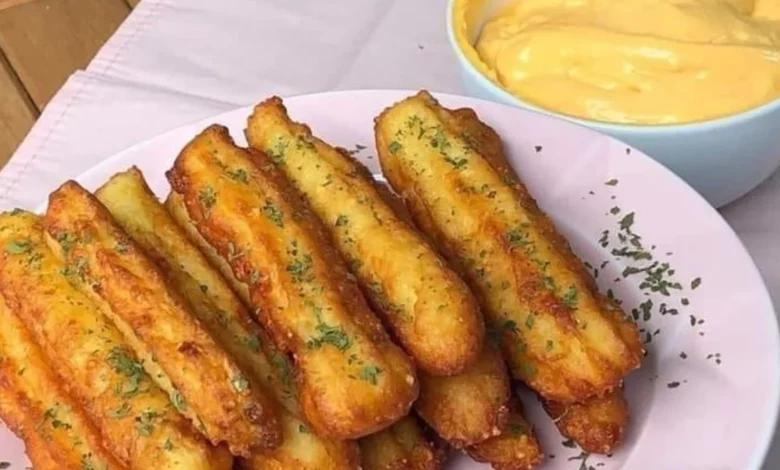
[0,210,232,470]
[0,292,126,470]
[359,415,447,470]
[42,182,280,456]
[245,97,484,377]
[165,125,418,440]
[374,90,643,404]
[466,400,544,470]
[415,345,510,448]
[543,388,628,454]
[97,168,361,470]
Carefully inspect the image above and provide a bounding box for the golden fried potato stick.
[359,415,447,470]
[0,211,232,470]
[165,125,418,439]
[0,293,125,470]
[96,167,360,470]
[543,388,628,454]
[466,400,544,470]
[415,345,510,448]
[245,97,483,376]
[43,182,281,456]
[375,91,643,404]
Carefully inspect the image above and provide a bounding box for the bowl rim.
[444,0,780,134]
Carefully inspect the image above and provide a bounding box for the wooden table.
[0,0,138,169]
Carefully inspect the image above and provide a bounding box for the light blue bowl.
[445,0,780,208]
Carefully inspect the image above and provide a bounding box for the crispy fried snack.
[466,401,544,470]
[0,211,232,470]
[165,125,418,440]
[96,167,360,470]
[245,97,483,376]
[543,389,628,454]
[359,415,447,470]
[415,345,510,448]
[43,182,281,456]
[375,91,643,404]
[0,293,125,470]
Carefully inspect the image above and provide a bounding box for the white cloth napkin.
[1,0,779,466]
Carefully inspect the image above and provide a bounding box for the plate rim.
[35,89,780,469]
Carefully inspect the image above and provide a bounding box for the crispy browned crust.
[0,211,232,470]
[466,400,544,470]
[165,124,418,440]
[374,90,643,404]
[415,345,510,448]
[42,182,280,456]
[359,415,447,470]
[543,388,628,454]
[245,97,484,377]
[0,293,126,470]
[96,168,361,470]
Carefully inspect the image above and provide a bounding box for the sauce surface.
[455,0,780,124]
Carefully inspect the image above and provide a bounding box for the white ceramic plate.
[5,90,778,470]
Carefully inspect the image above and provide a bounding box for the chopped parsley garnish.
[388,141,401,155]
[136,410,158,437]
[107,348,147,398]
[163,438,174,451]
[262,199,284,227]
[561,285,578,309]
[171,390,187,412]
[299,424,310,434]
[444,156,468,170]
[358,365,381,385]
[269,138,289,164]
[108,402,131,419]
[307,322,352,351]
[115,242,129,253]
[231,375,249,393]
[197,186,217,210]
[5,239,30,254]
[335,215,349,227]
[546,340,554,352]
[227,168,249,182]
[245,335,261,351]
[524,314,535,330]
[286,254,314,283]
[506,227,530,248]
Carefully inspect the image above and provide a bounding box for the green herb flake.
[197,186,217,210]
[136,410,158,437]
[358,365,381,385]
[227,168,249,183]
[508,422,527,435]
[115,243,129,254]
[561,285,578,309]
[298,424,310,434]
[163,438,174,451]
[244,334,262,351]
[107,348,146,398]
[171,390,187,412]
[5,239,31,255]
[444,156,468,170]
[524,314,535,330]
[287,254,314,283]
[504,320,519,333]
[262,199,284,228]
[231,375,249,393]
[388,141,401,155]
[545,340,554,352]
[335,215,349,227]
[307,322,352,351]
[269,138,289,164]
[108,402,131,419]
[199,284,209,293]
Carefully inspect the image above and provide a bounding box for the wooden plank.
[0,50,36,169]
[0,0,129,109]
[0,0,37,12]
[125,0,141,8]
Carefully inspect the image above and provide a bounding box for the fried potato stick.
[466,400,544,470]
[0,211,231,470]
[359,415,446,470]
[375,91,643,404]
[415,345,510,448]
[0,292,125,470]
[245,97,483,376]
[165,125,418,439]
[43,182,281,456]
[543,389,628,454]
[96,167,360,470]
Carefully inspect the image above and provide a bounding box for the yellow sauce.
[453,0,780,124]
